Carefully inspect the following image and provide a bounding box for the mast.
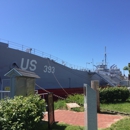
[105,46,106,65]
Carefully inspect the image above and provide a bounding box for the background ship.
[91,47,125,87]
[0,40,125,99]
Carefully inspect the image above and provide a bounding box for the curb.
[100,109,130,116]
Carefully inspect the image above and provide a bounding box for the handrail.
[0,91,10,93]
[0,90,10,100]
[0,38,87,71]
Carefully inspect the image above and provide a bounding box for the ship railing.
[38,93,48,99]
[35,90,48,99]
[97,72,116,86]
[0,38,88,71]
[0,91,10,100]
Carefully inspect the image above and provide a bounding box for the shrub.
[0,94,46,130]
[54,100,67,110]
[54,94,84,111]
[99,87,130,103]
[66,94,84,106]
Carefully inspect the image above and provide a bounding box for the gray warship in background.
[0,39,126,98]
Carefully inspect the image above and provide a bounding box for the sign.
[4,86,10,91]
[47,93,55,129]
[84,84,97,130]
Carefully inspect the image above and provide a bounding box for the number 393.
[43,65,55,73]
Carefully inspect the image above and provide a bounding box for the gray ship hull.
[0,41,124,96]
[0,42,91,91]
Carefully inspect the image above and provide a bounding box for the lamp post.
[86,62,92,70]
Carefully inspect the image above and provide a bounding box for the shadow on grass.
[41,121,84,130]
[99,111,118,115]
[100,100,130,104]
[41,121,69,130]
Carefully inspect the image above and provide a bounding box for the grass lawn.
[100,101,130,130]
[41,121,84,130]
[102,117,130,130]
[100,101,130,114]
[52,94,130,130]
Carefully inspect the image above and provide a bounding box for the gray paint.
[0,42,91,89]
[0,41,123,90]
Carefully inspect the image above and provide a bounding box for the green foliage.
[99,87,130,103]
[54,94,84,111]
[54,100,67,110]
[0,94,46,130]
[123,66,129,70]
[100,102,130,114]
[42,121,84,130]
[64,125,84,130]
[54,88,130,111]
[71,107,84,112]
[66,94,84,106]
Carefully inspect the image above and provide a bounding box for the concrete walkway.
[44,110,124,129]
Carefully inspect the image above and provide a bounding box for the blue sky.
[0,0,130,75]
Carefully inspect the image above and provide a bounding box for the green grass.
[102,117,130,130]
[41,121,84,130]
[100,102,130,130]
[100,102,130,114]
[54,94,84,111]
[54,99,67,110]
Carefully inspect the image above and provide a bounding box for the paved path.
[44,110,124,129]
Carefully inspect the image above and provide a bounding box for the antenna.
[105,46,106,65]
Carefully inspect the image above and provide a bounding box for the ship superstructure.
[91,47,123,86]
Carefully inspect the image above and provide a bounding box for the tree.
[123,65,130,80]
[123,66,129,71]
[123,63,130,73]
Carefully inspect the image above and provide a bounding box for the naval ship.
[0,39,125,99]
